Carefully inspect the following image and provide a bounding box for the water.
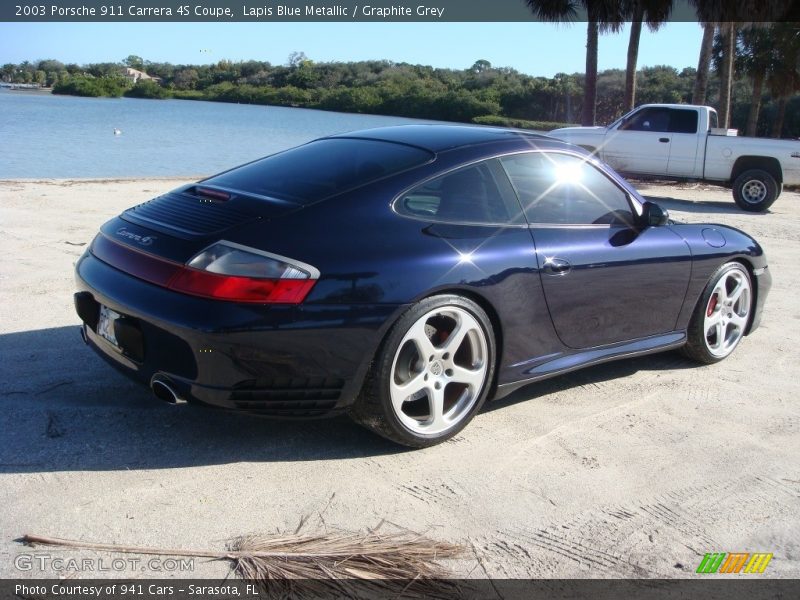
[0,90,435,179]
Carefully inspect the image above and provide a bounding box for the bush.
[124,79,170,99]
[472,115,576,131]
[317,86,382,113]
[171,90,206,100]
[52,75,129,97]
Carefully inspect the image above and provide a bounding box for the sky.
[0,22,704,77]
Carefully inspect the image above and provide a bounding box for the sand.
[0,178,798,579]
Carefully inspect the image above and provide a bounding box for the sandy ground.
[0,178,798,580]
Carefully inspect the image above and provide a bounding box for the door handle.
[658,137,670,143]
[543,257,572,275]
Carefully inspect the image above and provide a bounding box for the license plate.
[97,305,121,349]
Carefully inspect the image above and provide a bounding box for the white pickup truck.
[549,104,800,211]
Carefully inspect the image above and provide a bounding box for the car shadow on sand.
[1,325,704,472]
[641,194,768,216]
[487,350,700,413]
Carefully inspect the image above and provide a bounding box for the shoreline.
[0,176,204,184]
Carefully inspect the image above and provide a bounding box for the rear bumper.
[75,251,404,417]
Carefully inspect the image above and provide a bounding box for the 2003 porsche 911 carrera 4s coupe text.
[74,125,771,447]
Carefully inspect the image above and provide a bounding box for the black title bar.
[3,0,799,23]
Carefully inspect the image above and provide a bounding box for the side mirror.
[642,201,669,227]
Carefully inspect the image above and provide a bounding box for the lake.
[0,90,436,179]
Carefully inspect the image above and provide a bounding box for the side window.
[621,107,670,132]
[500,152,634,226]
[395,160,521,224]
[668,109,698,134]
[708,110,719,130]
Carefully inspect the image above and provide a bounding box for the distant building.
[120,67,162,84]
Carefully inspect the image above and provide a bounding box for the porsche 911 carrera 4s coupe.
[74,125,771,447]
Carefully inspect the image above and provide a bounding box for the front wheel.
[732,169,780,212]
[350,295,496,448]
[681,262,753,364]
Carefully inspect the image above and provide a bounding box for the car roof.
[326,124,561,153]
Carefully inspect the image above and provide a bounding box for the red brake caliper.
[706,293,718,317]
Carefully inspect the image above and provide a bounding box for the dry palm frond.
[20,530,466,599]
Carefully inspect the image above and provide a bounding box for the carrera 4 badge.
[116,227,156,246]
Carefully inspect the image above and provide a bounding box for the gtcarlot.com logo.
[696,552,773,574]
[14,553,195,573]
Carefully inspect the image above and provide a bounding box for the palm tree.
[689,1,794,127]
[738,25,774,136]
[692,22,715,104]
[717,21,737,128]
[623,0,673,112]
[766,22,800,138]
[526,0,625,126]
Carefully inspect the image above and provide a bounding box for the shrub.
[124,79,170,99]
[472,115,576,131]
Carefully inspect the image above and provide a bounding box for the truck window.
[621,108,670,133]
[709,110,718,130]
[668,109,699,134]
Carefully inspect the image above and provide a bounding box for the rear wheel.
[732,169,779,212]
[682,262,753,364]
[350,295,495,448]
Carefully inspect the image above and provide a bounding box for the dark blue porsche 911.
[74,125,771,447]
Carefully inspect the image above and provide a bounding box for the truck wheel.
[732,169,779,212]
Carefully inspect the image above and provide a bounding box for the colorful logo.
[696,552,773,574]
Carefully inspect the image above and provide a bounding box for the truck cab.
[550,104,800,212]
[551,104,718,178]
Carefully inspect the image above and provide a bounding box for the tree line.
[1,20,798,138]
[524,1,798,137]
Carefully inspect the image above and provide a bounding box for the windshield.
[607,107,640,129]
[203,138,434,204]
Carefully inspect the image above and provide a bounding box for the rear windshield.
[203,138,433,204]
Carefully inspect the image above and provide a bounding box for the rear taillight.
[91,235,318,304]
[168,241,319,304]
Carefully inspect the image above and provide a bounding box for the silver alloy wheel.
[703,267,751,358]
[741,179,768,205]
[390,306,489,435]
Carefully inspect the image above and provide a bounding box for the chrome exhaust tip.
[150,375,186,405]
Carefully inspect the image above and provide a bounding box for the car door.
[602,106,671,175]
[666,108,702,177]
[499,151,692,349]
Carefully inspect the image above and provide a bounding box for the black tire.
[732,169,780,212]
[681,262,753,364]
[349,294,496,448]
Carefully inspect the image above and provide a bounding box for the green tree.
[737,25,773,136]
[125,79,169,99]
[123,55,144,70]
[692,22,715,104]
[470,59,492,74]
[766,22,800,137]
[173,68,199,90]
[37,59,64,73]
[1,63,15,82]
[287,51,308,67]
[690,1,794,126]
[623,0,673,111]
[526,0,626,125]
